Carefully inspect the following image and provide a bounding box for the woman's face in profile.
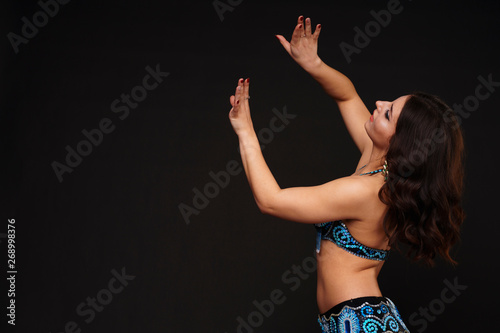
[365,95,409,148]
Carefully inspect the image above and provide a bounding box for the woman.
[228,16,465,333]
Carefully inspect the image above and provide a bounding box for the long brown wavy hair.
[379,92,466,266]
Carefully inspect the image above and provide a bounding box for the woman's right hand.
[276,16,322,71]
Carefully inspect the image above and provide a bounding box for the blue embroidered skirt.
[317,297,410,333]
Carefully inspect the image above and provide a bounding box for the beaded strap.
[359,168,383,176]
[358,162,388,180]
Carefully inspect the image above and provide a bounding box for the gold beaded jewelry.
[382,159,389,182]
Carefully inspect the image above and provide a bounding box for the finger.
[230,96,240,115]
[243,78,250,101]
[230,95,235,107]
[233,80,244,108]
[297,15,304,26]
[312,23,322,40]
[305,17,312,36]
[275,35,291,54]
[229,103,237,119]
[234,78,243,99]
[292,22,304,42]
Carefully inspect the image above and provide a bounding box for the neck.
[367,145,387,168]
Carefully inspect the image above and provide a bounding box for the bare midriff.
[315,237,386,314]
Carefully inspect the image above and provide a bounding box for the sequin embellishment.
[317,298,410,333]
[314,221,389,261]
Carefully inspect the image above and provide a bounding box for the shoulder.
[321,175,382,216]
[332,171,381,189]
[339,174,386,213]
[327,176,372,194]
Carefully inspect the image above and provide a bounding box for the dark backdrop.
[2,0,499,332]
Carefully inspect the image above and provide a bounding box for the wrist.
[301,56,324,74]
[237,130,260,149]
[237,129,258,142]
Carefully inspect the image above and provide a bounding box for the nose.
[375,100,389,112]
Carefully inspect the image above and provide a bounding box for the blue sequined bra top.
[313,221,389,261]
[313,164,389,261]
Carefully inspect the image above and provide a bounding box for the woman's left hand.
[229,78,254,136]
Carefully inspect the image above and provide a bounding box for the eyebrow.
[390,103,393,119]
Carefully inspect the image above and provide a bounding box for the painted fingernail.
[318,24,321,28]
[239,78,244,83]
[299,16,303,21]
[298,24,302,28]
[246,78,250,83]
[236,100,240,105]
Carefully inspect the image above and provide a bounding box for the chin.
[365,124,375,141]
[364,121,371,134]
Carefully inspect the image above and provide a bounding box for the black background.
[2,0,499,332]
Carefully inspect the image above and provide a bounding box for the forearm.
[237,130,281,212]
[303,58,358,102]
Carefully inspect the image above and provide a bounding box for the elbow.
[257,202,272,215]
[256,199,274,216]
[255,189,281,215]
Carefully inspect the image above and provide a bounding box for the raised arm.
[228,78,373,224]
[276,16,372,154]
